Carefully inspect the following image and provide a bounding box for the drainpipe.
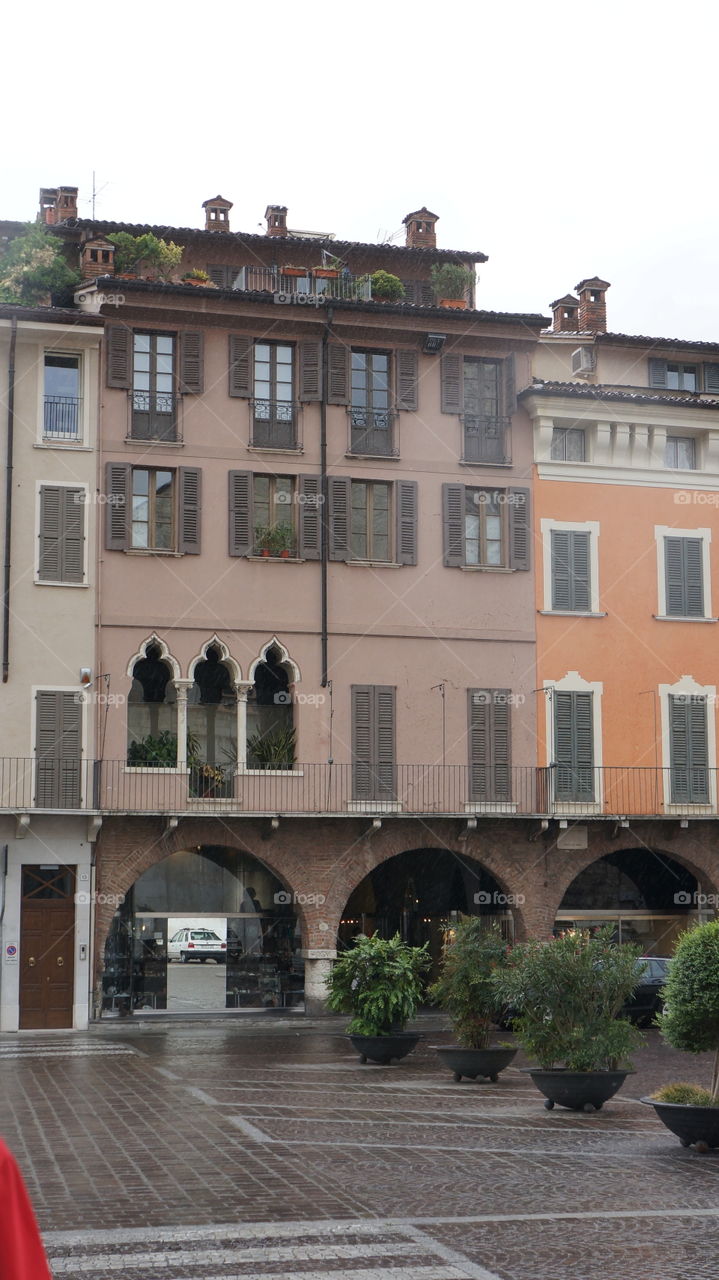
[2,316,17,683]
[320,308,333,687]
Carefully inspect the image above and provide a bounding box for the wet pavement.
[1,1016,719,1279]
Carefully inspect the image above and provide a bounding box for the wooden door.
[19,866,76,1030]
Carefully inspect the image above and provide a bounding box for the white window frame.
[654,525,713,620]
[540,518,601,615]
[34,481,90,587]
[659,674,717,813]
[38,349,87,446]
[544,671,604,814]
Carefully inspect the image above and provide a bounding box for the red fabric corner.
[0,1140,52,1279]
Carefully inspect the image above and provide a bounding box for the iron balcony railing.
[1,760,717,818]
[129,391,179,442]
[43,395,81,440]
[234,266,373,302]
[250,399,300,450]
[347,407,399,458]
[461,415,512,465]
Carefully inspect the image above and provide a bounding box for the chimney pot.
[550,293,580,333]
[575,277,611,333]
[265,204,288,237]
[403,207,439,249]
[202,194,233,233]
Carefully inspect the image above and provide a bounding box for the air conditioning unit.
[571,346,595,378]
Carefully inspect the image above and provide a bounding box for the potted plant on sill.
[369,270,405,303]
[246,725,296,770]
[326,932,430,1065]
[430,262,474,310]
[429,918,516,1082]
[273,521,296,558]
[254,524,275,557]
[126,730,178,767]
[282,265,308,278]
[312,255,342,280]
[643,921,719,1152]
[181,268,214,287]
[492,925,643,1111]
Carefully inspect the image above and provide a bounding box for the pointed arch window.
[247,644,295,769]
[127,644,177,765]
[188,646,237,797]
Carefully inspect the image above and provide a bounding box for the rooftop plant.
[109,231,183,281]
[370,270,405,302]
[430,261,474,302]
[0,223,80,306]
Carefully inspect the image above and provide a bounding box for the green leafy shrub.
[0,223,80,305]
[429,919,510,1048]
[370,270,405,302]
[651,1083,718,1107]
[246,726,296,769]
[126,730,178,766]
[326,932,429,1036]
[109,232,183,281]
[430,262,474,301]
[491,926,643,1071]
[182,268,211,282]
[657,920,719,1102]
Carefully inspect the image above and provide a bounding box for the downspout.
[2,316,17,682]
[320,307,332,687]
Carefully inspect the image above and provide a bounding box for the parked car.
[622,957,671,1026]
[167,928,227,964]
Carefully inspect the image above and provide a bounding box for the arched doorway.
[339,848,514,977]
[101,846,302,1016]
[556,849,702,954]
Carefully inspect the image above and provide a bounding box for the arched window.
[247,644,295,769]
[127,644,177,765]
[188,646,237,797]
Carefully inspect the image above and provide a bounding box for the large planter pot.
[349,1032,420,1065]
[641,1098,719,1152]
[439,298,468,309]
[435,1045,516,1082]
[526,1069,632,1112]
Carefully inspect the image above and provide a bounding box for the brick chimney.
[575,277,610,333]
[550,294,580,332]
[403,208,439,249]
[80,237,115,279]
[39,187,78,225]
[202,195,232,232]
[265,204,288,237]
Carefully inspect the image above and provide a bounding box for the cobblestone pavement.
[2,1018,719,1279]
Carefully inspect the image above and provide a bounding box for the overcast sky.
[4,0,718,341]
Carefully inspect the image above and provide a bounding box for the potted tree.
[326,932,430,1065]
[643,921,719,1152]
[370,270,405,303]
[126,731,178,767]
[247,725,296,770]
[429,919,516,1082]
[492,926,643,1111]
[430,262,475,309]
[108,232,183,282]
[254,524,274,557]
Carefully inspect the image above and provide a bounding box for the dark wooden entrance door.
[19,866,76,1030]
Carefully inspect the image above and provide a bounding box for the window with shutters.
[253,475,297,556]
[43,353,81,441]
[351,481,391,561]
[252,342,296,449]
[468,690,512,803]
[462,359,510,463]
[443,483,529,571]
[349,350,397,457]
[669,694,710,804]
[551,427,586,462]
[648,359,697,392]
[664,436,696,470]
[551,529,591,612]
[131,469,174,550]
[34,690,83,808]
[553,690,595,802]
[465,488,506,567]
[663,535,705,617]
[351,685,396,802]
[37,485,85,584]
[132,333,177,441]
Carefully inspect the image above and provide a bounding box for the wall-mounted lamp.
[422,332,446,355]
[80,668,92,685]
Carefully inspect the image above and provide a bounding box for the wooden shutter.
[508,488,530,571]
[665,536,704,617]
[400,280,418,305]
[178,467,201,554]
[468,690,512,802]
[441,352,463,413]
[395,349,418,412]
[554,690,594,800]
[207,265,234,288]
[61,487,84,583]
[420,281,435,307]
[105,463,130,550]
[229,334,252,397]
[328,475,351,560]
[670,695,709,803]
[648,358,667,388]
[351,685,395,801]
[299,341,322,401]
[299,475,321,560]
[395,480,418,566]
[179,331,204,394]
[38,486,61,582]
[704,363,719,394]
[327,344,349,404]
[503,353,517,415]
[106,325,132,389]
[442,483,465,567]
[551,529,590,611]
[228,470,253,557]
[35,691,82,808]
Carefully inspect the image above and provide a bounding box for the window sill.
[248,555,303,564]
[459,565,513,573]
[34,579,89,588]
[124,437,183,447]
[345,559,403,569]
[35,441,89,450]
[539,610,607,617]
[125,548,184,557]
[654,615,718,623]
[247,445,303,455]
[345,452,400,461]
[459,459,513,468]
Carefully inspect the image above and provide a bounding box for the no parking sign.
[4,945,18,964]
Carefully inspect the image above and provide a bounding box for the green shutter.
[670,695,709,803]
[554,690,594,800]
[665,536,704,617]
[351,685,395,801]
[551,529,590,611]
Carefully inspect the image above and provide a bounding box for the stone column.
[303,948,337,1016]
[173,680,192,768]
[234,682,253,770]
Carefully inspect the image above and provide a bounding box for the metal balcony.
[43,395,81,441]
